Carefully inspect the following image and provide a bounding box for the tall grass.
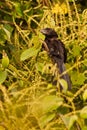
[0,0,87,129]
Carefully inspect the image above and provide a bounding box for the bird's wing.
[45,38,67,63]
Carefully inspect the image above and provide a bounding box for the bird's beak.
[40,29,47,34]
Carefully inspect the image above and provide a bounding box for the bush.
[0,0,87,129]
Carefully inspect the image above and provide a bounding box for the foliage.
[0,0,87,130]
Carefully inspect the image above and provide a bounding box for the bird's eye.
[57,51,60,54]
[50,48,54,52]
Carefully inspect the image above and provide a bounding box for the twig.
[40,39,49,52]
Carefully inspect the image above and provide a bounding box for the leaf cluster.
[0,0,87,130]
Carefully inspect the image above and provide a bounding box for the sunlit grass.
[0,0,87,129]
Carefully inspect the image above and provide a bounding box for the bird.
[40,28,71,90]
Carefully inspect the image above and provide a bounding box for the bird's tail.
[60,63,71,90]
[58,61,72,90]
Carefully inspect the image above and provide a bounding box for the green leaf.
[0,70,7,84]
[61,116,70,129]
[40,95,63,113]
[39,32,45,40]
[59,79,68,93]
[32,95,63,128]
[80,106,87,119]
[3,27,11,41]
[68,115,78,129]
[20,47,40,61]
[3,24,13,41]
[76,73,86,85]
[62,115,78,129]
[82,126,87,130]
[35,62,44,72]
[32,35,42,48]
[4,24,13,33]
[71,71,86,85]
[14,2,23,17]
[0,29,7,45]
[39,113,55,128]
[83,89,87,101]
[83,59,87,66]
[2,56,9,68]
[72,45,80,57]
[32,95,63,118]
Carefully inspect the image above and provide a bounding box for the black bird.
[41,28,71,90]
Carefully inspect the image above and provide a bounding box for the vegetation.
[0,0,87,129]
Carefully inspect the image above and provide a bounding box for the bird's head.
[40,28,58,38]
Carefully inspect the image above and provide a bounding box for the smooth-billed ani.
[41,28,71,90]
